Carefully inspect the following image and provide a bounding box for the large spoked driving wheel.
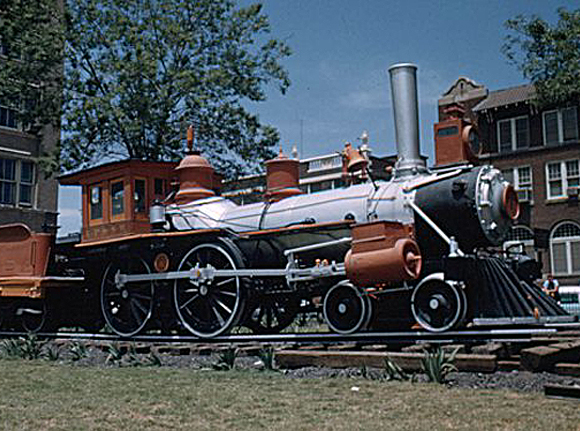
[411,274,466,332]
[101,258,154,337]
[174,242,245,338]
[323,282,372,334]
[245,294,299,334]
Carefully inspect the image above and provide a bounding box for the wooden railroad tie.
[544,384,580,401]
[275,350,497,373]
[520,340,580,372]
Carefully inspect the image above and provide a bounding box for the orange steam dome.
[174,126,216,204]
[265,148,302,202]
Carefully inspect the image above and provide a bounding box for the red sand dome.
[174,127,215,204]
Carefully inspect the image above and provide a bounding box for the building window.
[333,178,345,189]
[0,106,18,129]
[497,116,529,152]
[543,107,578,145]
[504,225,534,257]
[308,155,342,172]
[18,161,34,205]
[0,158,36,206]
[501,166,533,202]
[546,159,579,199]
[111,180,124,216]
[550,221,580,275]
[0,158,16,204]
[89,185,103,220]
[310,180,333,193]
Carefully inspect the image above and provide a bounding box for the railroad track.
[1,325,579,377]
[1,324,578,345]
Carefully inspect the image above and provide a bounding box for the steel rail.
[0,327,571,345]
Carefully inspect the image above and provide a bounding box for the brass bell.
[343,142,368,173]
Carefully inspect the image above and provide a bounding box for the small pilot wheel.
[174,242,245,338]
[100,258,154,337]
[323,282,371,334]
[19,299,48,333]
[411,277,465,332]
[245,294,299,334]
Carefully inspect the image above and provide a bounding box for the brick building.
[0,108,59,233]
[0,3,62,234]
[438,78,580,286]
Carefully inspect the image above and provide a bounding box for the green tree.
[503,7,580,107]
[63,0,291,178]
[0,0,65,129]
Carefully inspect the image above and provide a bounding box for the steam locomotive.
[0,64,574,338]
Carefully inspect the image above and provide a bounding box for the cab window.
[134,179,146,213]
[111,181,124,216]
[90,185,103,220]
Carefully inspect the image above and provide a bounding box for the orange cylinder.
[345,238,422,286]
[265,151,302,202]
[174,152,215,204]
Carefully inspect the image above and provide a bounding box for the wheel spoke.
[132,297,149,315]
[216,277,235,287]
[131,292,152,301]
[214,297,232,315]
[129,301,141,324]
[179,293,200,310]
[211,300,226,326]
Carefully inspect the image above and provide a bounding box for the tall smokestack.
[388,63,427,176]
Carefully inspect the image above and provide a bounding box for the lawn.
[0,360,578,430]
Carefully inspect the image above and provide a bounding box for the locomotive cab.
[59,160,179,244]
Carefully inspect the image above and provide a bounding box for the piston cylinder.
[344,221,422,286]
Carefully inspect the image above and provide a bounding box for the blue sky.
[57,0,578,234]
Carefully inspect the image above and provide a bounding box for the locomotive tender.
[0,63,574,338]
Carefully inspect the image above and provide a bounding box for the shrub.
[69,341,88,362]
[0,338,24,359]
[213,346,238,371]
[106,342,125,364]
[43,345,61,361]
[421,346,459,384]
[383,357,410,381]
[258,346,276,371]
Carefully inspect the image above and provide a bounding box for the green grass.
[0,360,578,430]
